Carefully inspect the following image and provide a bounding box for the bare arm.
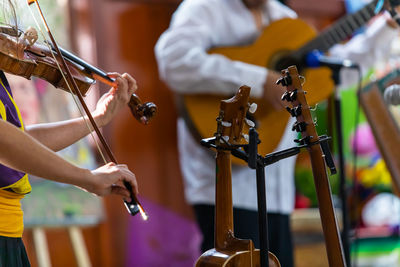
[26,73,137,151]
[0,119,138,198]
[26,116,101,152]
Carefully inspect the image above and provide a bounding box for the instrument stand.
[201,130,336,267]
[330,67,351,266]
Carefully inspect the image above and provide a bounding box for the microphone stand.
[330,67,351,266]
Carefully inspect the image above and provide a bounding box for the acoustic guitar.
[180,0,379,164]
[195,85,280,267]
[281,65,346,266]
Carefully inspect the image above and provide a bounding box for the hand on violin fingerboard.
[93,72,138,127]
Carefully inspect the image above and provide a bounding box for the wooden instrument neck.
[215,149,234,250]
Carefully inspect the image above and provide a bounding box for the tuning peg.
[221,121,232,127]
[294,136,312,146]
[290,90,298,101]
[299,75,306,85]
[292,121,307,132]
[242,134,249,143]
[281,89,298,102]
[245,118,255,128]
[221,136,230,143]
[248,103,257,113]
[309,103,318,112]
[285,104,302,117]
[276,74,292,86]
[281,91,291,102]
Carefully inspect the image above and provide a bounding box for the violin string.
[26,2,108,165]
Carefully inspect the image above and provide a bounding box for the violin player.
[0,1,140,266]
[155,0,399,266]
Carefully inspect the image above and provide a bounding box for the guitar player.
[155,0,398,266]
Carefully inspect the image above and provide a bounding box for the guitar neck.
[308,145,346,266]
[296,0,378,57]
[283,65,346,266]
[214,150,235,249]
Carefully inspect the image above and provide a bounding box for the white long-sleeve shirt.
[155,0,398,214]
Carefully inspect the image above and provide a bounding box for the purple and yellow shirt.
[0,71,31,237]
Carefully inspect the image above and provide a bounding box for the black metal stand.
[331,68,351,267]
[248,128,270,267]
[201,130,336,267]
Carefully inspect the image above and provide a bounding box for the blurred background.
[11,0,400,266]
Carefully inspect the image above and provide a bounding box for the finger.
[115,76,127,91]
[97,91,113,104]
[111,184,131,198]
[117,163,128,168]
[119,168,139,195]
[115,165,137,185]
[107,73,128,91]
[107,72,122,79]
[107,162,117,167]
[122,73,138,94]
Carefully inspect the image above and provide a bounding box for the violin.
[0,26,157,124]
[0,8,155,218]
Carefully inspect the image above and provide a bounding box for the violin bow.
[27,0,148,220]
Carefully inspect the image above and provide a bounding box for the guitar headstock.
[278,65,319,146]
[215,85,251,147]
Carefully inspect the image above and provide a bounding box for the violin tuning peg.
[242,134,249,143]
[245,118,255,128]
[248,103,257,114]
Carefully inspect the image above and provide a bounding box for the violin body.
[0,31,92,95]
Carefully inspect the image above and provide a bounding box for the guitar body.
[181,18,335,161]
[196,86,282,266]
[196,246,280,267]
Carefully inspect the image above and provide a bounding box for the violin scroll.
[128,93,157,124]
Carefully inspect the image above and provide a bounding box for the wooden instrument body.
[195,86,280,267]
[283,66,346,266]
[0,31,93,96]
[196,246,280,267]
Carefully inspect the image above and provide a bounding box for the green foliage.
[295,166,318,206]
[295,164,340,207]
